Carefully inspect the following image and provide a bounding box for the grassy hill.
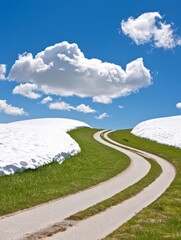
[105,129,181,240]
[0,128,129,216]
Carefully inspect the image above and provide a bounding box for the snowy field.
[0,118,89,176]
[132,115,181,149]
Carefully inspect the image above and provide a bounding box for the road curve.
[0,130,150,240]
[49,130,176,240]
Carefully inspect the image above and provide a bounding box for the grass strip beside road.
[67,157,161,221]
[0,128,130,216]
[104,130,181,240]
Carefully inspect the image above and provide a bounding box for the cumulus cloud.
[95,112,110,120]
[74,104,96,113]
[121,12,181,49]
[40,96,53,104]
[0,64,6,80]
[8,41,151,103]
[0,99,28,116]
[176,102,181,109]
[13,83,42,99]
[49,101,73,111]
[49,101,96,114]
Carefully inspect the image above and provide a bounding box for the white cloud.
[0,64,6,80]
[8,41,151,103]
[121,12,181,49]
[118,105,124,109]
[74,104,96,113]
[0,99,28,116]
[95,112,110,120]
[177,39,181,46]
[49,101,73,111]
[93,96,112,104]
[176,102,181,109]
[40,96,53,104]
[49,101,96,114]
[13,83,42,99]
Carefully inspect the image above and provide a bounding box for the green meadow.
[104,130,181,240]
[0,128,129,216]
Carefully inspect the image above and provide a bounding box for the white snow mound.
[131,115,181,149]
[0,118,89,176]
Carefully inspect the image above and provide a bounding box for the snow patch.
[0,118,89,176]
[131,115,181,148]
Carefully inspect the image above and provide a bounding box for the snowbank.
[131,115,181,149]
[0,118,89,176]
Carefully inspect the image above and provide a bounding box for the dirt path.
[49,130,176,240]
[0,130,150,240]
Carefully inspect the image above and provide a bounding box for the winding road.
[0,130,175,240]
[48,130,176,240]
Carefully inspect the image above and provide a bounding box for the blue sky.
[0,0,181,129]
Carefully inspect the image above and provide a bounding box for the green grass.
[104,129,181,240]
[67,157,161,221]
[0,128,130,216]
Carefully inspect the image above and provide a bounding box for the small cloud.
[121,12,181,49]
[118,105,124,109]
[177,39,181,46]
[74,104,96,113]
[93,96,112,104]
[41,96,53,104]
[13,83,42,99]
[49,101,73,111]
[49,101,96,114]
[0,64,6,80]
[176,102,181,109]
[95,112,110,120]
[0,99,28,116]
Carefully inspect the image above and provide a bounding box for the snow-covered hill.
[0,118,89,176]
[131,115,181,149]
